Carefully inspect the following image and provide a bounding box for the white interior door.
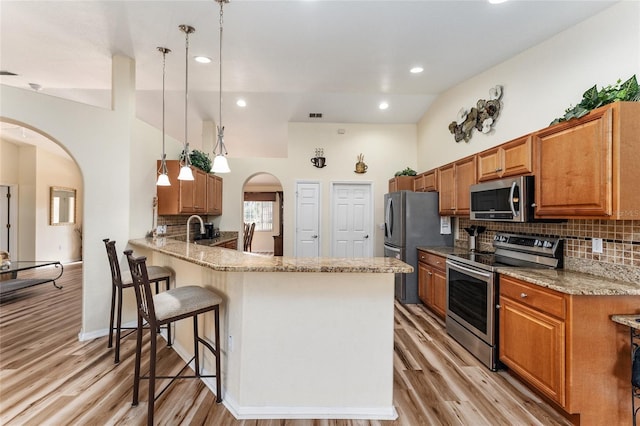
[295,181,320,257]
[331,182,373,257]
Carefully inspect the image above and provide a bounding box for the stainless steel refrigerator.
[384,191,452,303]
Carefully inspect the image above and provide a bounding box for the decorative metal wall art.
[311,148,326,168]
[448,85,503,143]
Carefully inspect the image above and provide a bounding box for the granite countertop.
[417,245,640,296]
[611,314,640,330]
[129,237,413,273]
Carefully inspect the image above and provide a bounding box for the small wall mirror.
[50,187,76,225]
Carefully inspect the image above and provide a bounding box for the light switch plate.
[592,238,603,254]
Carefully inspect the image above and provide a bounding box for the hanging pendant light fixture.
[178,24,195,181]
[156,46,171,186]
[211,0,231,173]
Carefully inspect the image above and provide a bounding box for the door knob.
[364,235,369,239]
[312,235,318,238]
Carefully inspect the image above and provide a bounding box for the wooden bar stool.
[103,239,173,363]
[125,250,222,425]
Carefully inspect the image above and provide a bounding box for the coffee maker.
[204,223,219,239]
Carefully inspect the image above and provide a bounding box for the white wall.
[31,149,82,262]
[417,1,640,171]
[218,122,417,257]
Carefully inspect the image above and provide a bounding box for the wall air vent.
[0,71,18,76]
[309,113,323,118]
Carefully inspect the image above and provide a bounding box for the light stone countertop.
[129,237,413,273]
[418,246,640,296]
[611,314,640,330]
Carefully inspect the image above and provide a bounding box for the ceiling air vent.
[0,71,18,76]
[309,113,323,118]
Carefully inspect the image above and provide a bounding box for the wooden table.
[0,261,64,295]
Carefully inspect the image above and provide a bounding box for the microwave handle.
[509,181,519,218]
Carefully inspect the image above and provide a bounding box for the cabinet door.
[477,147,502,182]
[414,174,426,192]
[501,135,532,178]
[438,163,455,215]
[206,174,215,213]
[431,267,447,319]
[534,107,613,218]
[213,176,223,215]
[192,169,206,212]
[178,178,195,213]
[454,156,476,216]
[423,169,438,192]
[499,297,566,406]
[417,261,432,306]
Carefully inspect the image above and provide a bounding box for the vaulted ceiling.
[0,0,617,158]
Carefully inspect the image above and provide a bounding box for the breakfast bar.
[128,237,412,420]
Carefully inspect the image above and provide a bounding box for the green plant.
[550,75,639,125]
[180,149,212,173]
[394,167,417,177]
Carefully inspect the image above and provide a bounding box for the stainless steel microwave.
[470,176,534,222]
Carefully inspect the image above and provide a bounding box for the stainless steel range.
[445,232,563,371]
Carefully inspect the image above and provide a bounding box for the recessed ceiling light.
[488,0,508,4]
[194,56,212,64]
[236,99,247,107]
[410,66,424,74]
[379,102,389,110]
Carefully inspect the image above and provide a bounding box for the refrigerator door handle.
[385,197,393,237]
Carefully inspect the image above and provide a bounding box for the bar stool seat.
[125,250,222,426]
[103,239,173,363]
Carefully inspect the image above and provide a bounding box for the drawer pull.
[520,292,528,298]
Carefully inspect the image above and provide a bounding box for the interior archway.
[0,120,83,263]
[241,172,283,255]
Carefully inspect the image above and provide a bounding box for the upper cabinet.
[388,176,414,192]
[477,135,533,182]
[533,102,640,219]
[414,169,438,192]
[157,160,223,216]
[438,155,476,216]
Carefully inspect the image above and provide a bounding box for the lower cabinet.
[499,274,640,425]
[499,276,566,406]
[417,250,447,319]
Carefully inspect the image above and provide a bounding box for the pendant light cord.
[216,0,228,156]
[179,25,195,167]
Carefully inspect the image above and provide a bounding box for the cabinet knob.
[428,271,433,276]
[520,292,528,298]
[496,304,501,309]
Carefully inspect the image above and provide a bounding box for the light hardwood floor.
[0,263,572,425]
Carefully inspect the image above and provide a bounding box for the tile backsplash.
[457,218,640,284]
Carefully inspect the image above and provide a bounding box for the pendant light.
[211,0,231,173]
[178,24,195,181]
[156,47,171,186]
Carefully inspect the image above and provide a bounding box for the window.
[243,201,273,231]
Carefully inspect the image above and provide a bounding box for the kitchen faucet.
[186,215,205,243]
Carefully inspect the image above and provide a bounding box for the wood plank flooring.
[0,263,572,425]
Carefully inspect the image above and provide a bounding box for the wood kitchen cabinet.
[414,169,438,192]
[438,155,476,216]
[417,250,447,319]
[157,160,223,215]
[477,134,532,182]
[207,174,223,216]
[533,102,640,219]
[388,176,414,192]
[499,273,640,425]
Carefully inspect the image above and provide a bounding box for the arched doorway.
[0,121,83,262]
[242,173,283,255]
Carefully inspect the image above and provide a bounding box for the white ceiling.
[0,0,618,159]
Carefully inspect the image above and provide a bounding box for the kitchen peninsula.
[128,237,412,420]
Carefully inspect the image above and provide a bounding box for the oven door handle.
[446,260,493,280]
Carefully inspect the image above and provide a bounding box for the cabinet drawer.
[417,251,446,270]
[500,275,565,319]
